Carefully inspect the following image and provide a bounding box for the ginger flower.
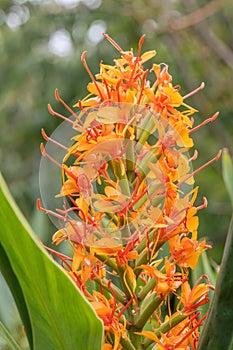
[39,34,221,350]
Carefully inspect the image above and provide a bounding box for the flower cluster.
[39,34,220,349]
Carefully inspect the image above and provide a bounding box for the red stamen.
[55,88,84,126]
[116,79,121,103]
[174,313,207,349]
[48,104,73,124]
[176,312,199,337]
[131,170,141,200]
[78,100,84,111]
[117,297,134,319]
[196,196,208,210]
[137,70,148,106]
[37,198,65,221]
[189,111,219,134]
[43,244,73,262]
[189,150,198,162]
[138,34,146,54]
[41,129,68,151]
[55,89,77,118]
[103,78,111,101]
[128,35,146,86]
[68,195,95,224]
[102,33,123,53]
[183,82,205,100]
[81,51,104,101]
[107,281,117,317]
[40,143,78,181]
[57,206,87,224]
[40,143,63,169]
[178,149,222,186]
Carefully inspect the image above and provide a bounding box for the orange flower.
[139,258,184,299]
[179,275,214,314]
[39,34,221,350]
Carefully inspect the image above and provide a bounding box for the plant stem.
[94,277,127,304]
[120,337,137,350]
[137,278,156,301]
[94,253,118,273]
[135,294,163,330]
[117,264,134,301]
[127,328,144,350]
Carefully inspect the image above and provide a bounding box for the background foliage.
[0,0,232,348]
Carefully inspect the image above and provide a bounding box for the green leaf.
[0,321,22,350]
[222,148,233,208]
[0,173,103,350]
[0,243,32,348]
[198,215,233,350]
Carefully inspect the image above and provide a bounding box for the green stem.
[135,240,164,278]
[94,253,118,273]
[137,278,156,302]
[137,111,155,149]
[94,277,127,304]
[135,294,163,330]
[127,329,144,350]
[136,229,157,254]
[120,337,137,350]
[117,264,134,302]
[133,148,160,185]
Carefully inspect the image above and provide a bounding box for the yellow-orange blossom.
[39,34,220,350]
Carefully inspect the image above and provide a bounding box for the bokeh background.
[0,0,232,348]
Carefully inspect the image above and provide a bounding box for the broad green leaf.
[0,321,22,350]
[0,243,32,348]
[198,215,233,350]
[222,148,233,208]
[0,173,103,350]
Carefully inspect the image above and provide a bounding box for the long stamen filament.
[183,82,205,100]
[189,111,219,134]
[48,104,73,124]
[178,149,222,186]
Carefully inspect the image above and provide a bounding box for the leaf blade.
[0,173,103,350]
[222,148,233,208]
[198,215,233,350]
[0,321,23,350]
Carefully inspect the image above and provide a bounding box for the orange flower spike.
[39,34,222,350]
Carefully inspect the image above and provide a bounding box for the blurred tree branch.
[180,0,233,70]
[169,0,225,31]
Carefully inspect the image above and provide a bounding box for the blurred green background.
[0,0,232,348]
